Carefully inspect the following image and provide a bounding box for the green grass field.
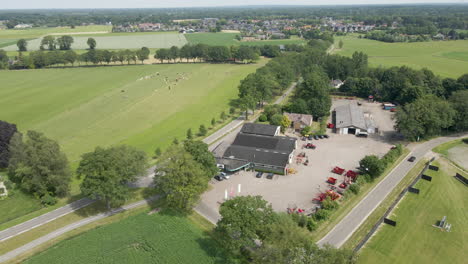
[3,32,188,51]
[334,35,468,78]
[0,61,265,166]
[24,210,228,264]
[358,159,468,264]
[0,190,42,226]
[0,25,111,40]
[185,32,306,46]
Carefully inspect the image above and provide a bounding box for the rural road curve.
[0,198,94,243]
[0,166,157,243]
[317,133,468,248]
[0,195,160,263]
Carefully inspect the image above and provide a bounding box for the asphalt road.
[0,195,160,263]
[317,133,468,248]
[0,198,95,243]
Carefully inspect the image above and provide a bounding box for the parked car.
[319,135,324,139]
[214,175,224,181]
[408,156,416,162]
[256,172,263,178]
[305,143,316,149]
[308,135,314,140]
[356,132,368,138]
[267,173,274,179]
[314,135,319,140]
[323,134,329,139]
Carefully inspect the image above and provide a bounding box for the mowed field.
[358,159,468,264]
[0,61,265,165]
[3,31,188,51]
[334,35,468,78]
[24,211,229,264]
[0,25,111,40]
[185,32,306,46]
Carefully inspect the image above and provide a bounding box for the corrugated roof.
[223,145,291,168]
[240,123,279,137]
[335,103,367,130]
[232,133,296,153]
[284,112,313,126]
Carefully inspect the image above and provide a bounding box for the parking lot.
[199,99,396,221]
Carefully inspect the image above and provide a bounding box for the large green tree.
[40,36,56,51]
[0,120,18,168]
[136,47,150,64]
[216,195,276,253]
[395,96,456,140]
[359,155,384,179]
[17,39,28,52]
[183,140,218,177]
[154,145,209,211]
[57,35,74,50]
[78,145,147,209]
[449,90,468,132]
[8,131,71,197]
[87,37,97,50]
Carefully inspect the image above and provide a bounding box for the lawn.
[0,61,265,166]
[23,210,229,264]
[185,32,306,46]
[2,32,188,51]
[333,35,468,78]
[358,159,468,264]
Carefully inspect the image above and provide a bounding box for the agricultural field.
[0,61,265,166]
[2,32,187,51]
[433,138,468,170]
[185,32,306,46]
[358,159,468,264]
[334,35,468,78]
[24,210,229,264]
[0,25,111,40]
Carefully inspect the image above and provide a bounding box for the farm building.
[284,112,313,131]
[240,123,280,137]
[216,123,296,174]
[333,103,375,135]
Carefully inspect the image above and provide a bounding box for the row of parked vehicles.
[303,134,329,141]
[214,171,276,181]
[256,172,275,179]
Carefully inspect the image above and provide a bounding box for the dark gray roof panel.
[232,133,296,153]
[223,145,290,168]
[240,123,279,136]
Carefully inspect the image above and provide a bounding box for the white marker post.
[224,189,228,200]
[238,184,241,194]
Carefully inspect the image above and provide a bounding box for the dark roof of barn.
[232,133,296,153]
[223,145,290,168]
[240,123,279,137]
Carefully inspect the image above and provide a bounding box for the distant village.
[111,17,380,41]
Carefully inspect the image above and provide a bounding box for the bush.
[297,214,308,227]
[41,193,57,206]
[321,196,339,210]
[306,218,318,231]
[313,209,331,221]
[349,184,360,195]
[259,114,268,122]
[463,138,468,144]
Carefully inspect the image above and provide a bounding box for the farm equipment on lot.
[313,190,341,202]
[327,123,335,129]
[305,143,316,149]
[339,182,348,189]
[327,177,337,185]
[287,168,297,174]
[326,190,341,200]
[332,166,345,175]
[346,170,359,181]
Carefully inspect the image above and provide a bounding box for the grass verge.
[341,158,428,250]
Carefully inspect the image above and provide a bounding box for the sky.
[1,0,466,9]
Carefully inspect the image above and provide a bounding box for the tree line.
[16,36,98,52]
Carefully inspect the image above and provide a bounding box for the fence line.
[353,157,435,252]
